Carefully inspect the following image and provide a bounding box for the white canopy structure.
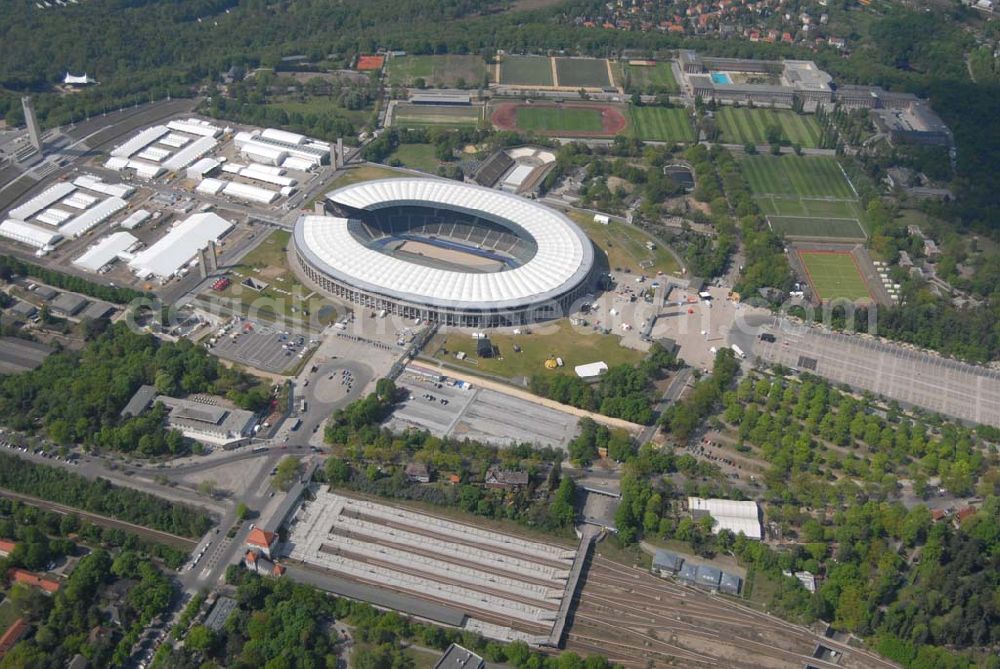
[128,212,232,280]
[0,219,63,250]
[688,497,763,540]
[73,232,139,272]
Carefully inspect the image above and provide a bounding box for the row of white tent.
[0,175,138,254]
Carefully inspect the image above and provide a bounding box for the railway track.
[565,553,900,669]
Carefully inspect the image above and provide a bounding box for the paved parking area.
[210,320,317,374]
[386,369,580,449]
[756,328,1000,428]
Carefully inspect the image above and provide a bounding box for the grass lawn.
[0,599,19,633]
[387,143,442,173]
[428,319,645,381]
[567,210,680,276]
[769,216,867,240]
[742,155,856,199]
[323,164,417,190]
[716,108,824,148]
[628,106,695,142]
[386,54,487,88]
[267,98,372,127]
[554,57,612,88]
[623,62,678,92]
[206,229,337,326]
[392,104,482,129]
[799,251,871,302]
[406,647,442,669]
[500,55,554,86]
[516,107,603,133]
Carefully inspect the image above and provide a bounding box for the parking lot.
[386,368,580,449]
[756,327,1000,428]
[209,318,318,374]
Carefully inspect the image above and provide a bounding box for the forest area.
[0,323,270,455]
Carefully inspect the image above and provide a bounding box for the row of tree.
[0,452,213,538]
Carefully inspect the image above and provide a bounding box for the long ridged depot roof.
[295,178,594,310]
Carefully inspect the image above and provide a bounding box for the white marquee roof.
[128,212,232,279]
[688,497,762,540]
[295,179,594,309]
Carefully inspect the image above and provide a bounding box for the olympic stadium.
[293,178,597,327]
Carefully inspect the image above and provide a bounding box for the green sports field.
[500,56,553,86]
[516,107,603,133]
[742,155,856,198]
[623,62,678,92]
[716,108,824,148]
[554,58,612,88]
[745,156,866,240]
[628,106,695,142]
[392,104,482,128]
[386,55,487,88]
[769,216,867,240]
[799,251,871,302]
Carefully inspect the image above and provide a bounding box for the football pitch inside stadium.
[515,106,604,133]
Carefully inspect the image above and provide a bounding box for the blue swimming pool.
[710,71,732,85]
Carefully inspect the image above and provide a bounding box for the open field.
[492,102,627,137]
[499,55,554,86]
[622,61,679,92]
[517,106,603,133]
[567,210,680,276]
[743,155,856,198]
[628,106,695,142]
[392,103,482,128]
[386,54,487,88]
[205,229,336,324]
[324,164,419,190]
[798,250,871,302]
[266,98,372,127]
[716,108,824,148]
[554,57,613,88]
[768,215,867,240]
[0,599,20,638]
[387,143,442,173]
[427,319,644,380]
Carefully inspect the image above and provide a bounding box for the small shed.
[652,550,684,576]
[49,292,88,317]
[719,571,742,595]
[696,565,722,589]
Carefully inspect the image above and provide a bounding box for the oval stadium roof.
[294,178,594,310]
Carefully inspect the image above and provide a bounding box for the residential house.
[244,549,286,577]
[405,462,431,483]
[0,540,16,557]
[246,528,277,559]
[8,568,60,594]
[484,466,529,490]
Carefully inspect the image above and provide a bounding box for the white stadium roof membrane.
[296,178,594,310]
